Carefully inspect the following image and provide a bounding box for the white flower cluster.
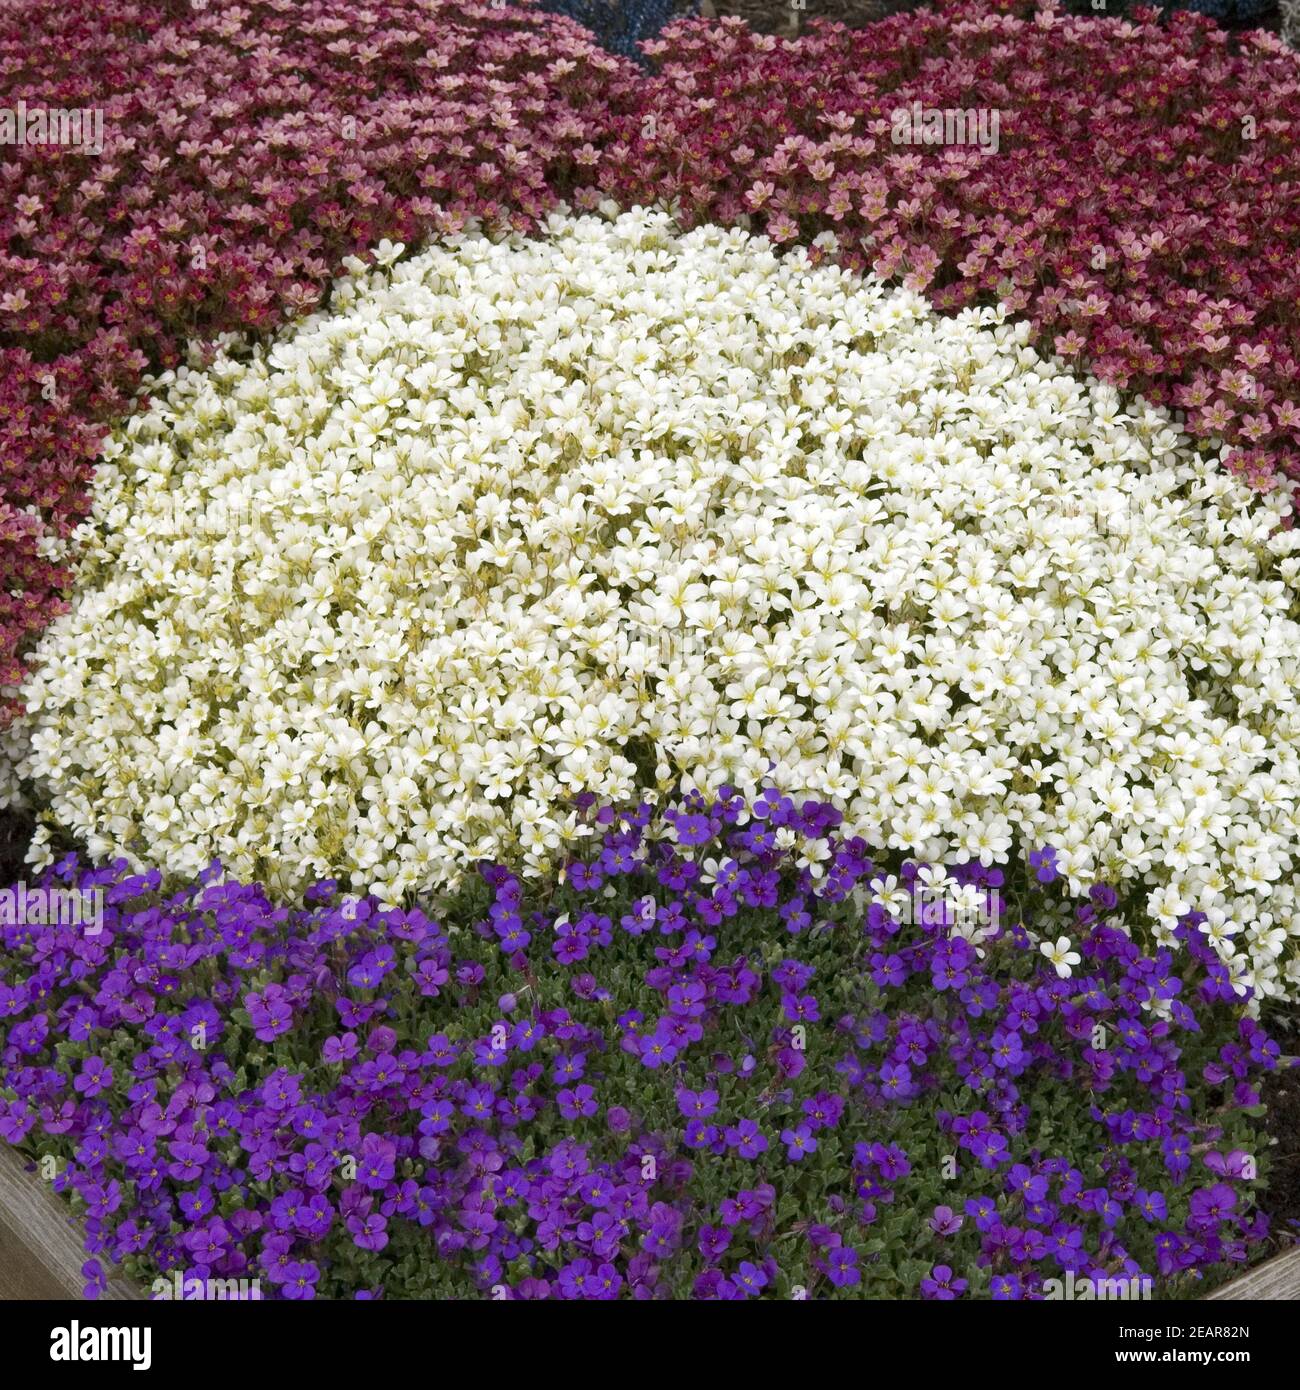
[8,207,1300,997]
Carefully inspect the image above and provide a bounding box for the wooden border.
[1204,1245,1300,1300]
[0,1146,142,1300]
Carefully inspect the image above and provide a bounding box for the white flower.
[1041,935,1082,979]
[868,874,912,922]
[2,206,1298,1000]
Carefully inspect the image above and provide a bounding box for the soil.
[0,807,34,888]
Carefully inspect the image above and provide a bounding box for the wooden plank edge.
[0,1145,143,1301]
[1205,1244,1300,1300]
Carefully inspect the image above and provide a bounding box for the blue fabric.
[538,0,696,65]
[1113,0,1275,21]
[1174,0,1273,18]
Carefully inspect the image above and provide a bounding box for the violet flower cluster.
[0,790,1279,1298]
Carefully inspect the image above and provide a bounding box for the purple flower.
[879,1061,914,1100]
[732,1260,769,1296]
[1007,1164,1049,1204]
[81,1259,106,1301]
[281,1262,319,1300]
[673,812,712,847]
[558,1084,599,1120]
[348,1212,389,1252]
[1204,1150,1253,1181]
[246,985,295,1041]
[920,1264,967,1300]
[1135,1188,1168,1223]
[636,1030,679,1070]
[1029,846,1060,884]
[358,1134,397,1189]
[558,1257,599,1299]
[676,1087,719,1119]
[780,1124,817,1162]
[1189,1184,1238,1227]
[989,1029,1026,1071]
[928,1204,963,1237]
[825,1245,860,1288]
[724,1118,769,1160]
[684,1119,719,1150]
[73,1056,112,1098]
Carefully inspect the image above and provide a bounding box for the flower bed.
[0,792,1280,1298]
[2,0,1299,1303]
[5,1,1300,715]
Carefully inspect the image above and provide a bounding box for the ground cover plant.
[0,791,1281,1298]
[8,208,1300,1003]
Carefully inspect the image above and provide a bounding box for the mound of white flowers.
[7,206,1300,996]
